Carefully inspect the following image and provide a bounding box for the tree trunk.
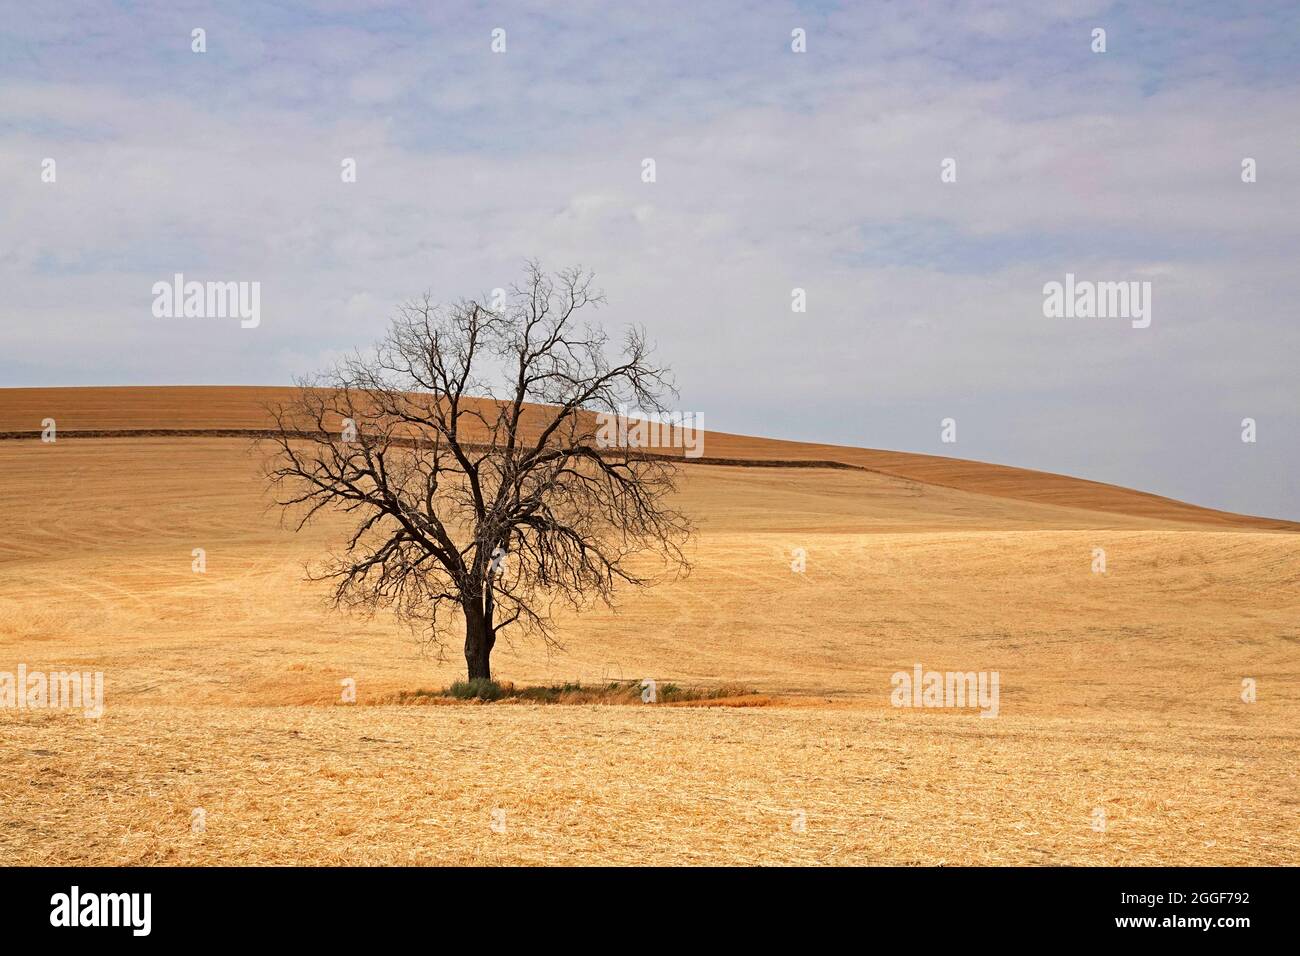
[464,603,492,681]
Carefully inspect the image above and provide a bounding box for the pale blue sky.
[2,1,1297,518]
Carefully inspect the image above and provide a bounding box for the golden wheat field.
[0,387,1297,865]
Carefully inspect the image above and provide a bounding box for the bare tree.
[263,263,692,682]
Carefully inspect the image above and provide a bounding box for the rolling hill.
[0,386,1295,865]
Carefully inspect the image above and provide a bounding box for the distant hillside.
[1,385,1295,531]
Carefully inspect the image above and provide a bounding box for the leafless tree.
[263,263,692,682]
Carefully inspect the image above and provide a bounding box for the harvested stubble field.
[0,387,1297,865]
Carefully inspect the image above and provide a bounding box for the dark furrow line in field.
[0,428,868,472]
